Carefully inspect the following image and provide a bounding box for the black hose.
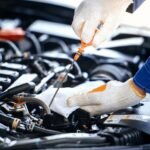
[33,126,61,135]
[25,32,42,54]
[0,40,22,57]
[0,82,35,101]
[43,38,70,54]
[73,61,82,76]
[13,96,50,114]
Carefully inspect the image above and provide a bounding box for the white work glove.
[67,79,146,116]
[72,0,132,47]
[36,81,104,118]
[36,87,79,118]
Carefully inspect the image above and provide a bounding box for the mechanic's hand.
[72,0,132,47]
[36,81,104,118]
[36,85,97,118]
[67,79,146,116]
[36,87,80,118]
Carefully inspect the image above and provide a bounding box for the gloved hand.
[36,87,79,118]
[72,0,132,47]
[36,81,104,118]
[67,79,146,116]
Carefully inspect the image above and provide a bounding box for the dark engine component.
[99,127,143,146]
[90,64,131,82]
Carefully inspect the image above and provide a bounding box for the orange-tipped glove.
[67,79,146,116]
[72,0,132,47]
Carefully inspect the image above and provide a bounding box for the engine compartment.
[0,1,150,149]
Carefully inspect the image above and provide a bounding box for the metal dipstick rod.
[49,60,75,108]
[49,27,100,108]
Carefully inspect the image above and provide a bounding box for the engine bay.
[0,1,150,149]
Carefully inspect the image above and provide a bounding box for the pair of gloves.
[37,0,148,118]
[66,0,147,116]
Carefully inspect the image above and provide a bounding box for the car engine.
[0,1,150,149]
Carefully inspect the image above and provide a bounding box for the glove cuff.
[133,57,150,93]
[129,79,146,99]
